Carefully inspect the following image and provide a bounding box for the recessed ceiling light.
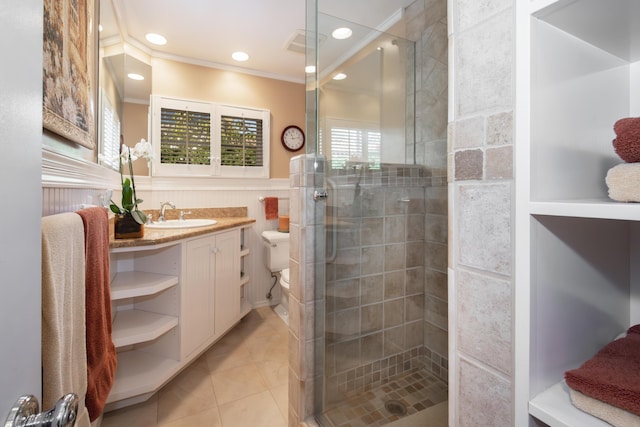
[333,73,347,80]
[145,33,167,45]
[232,51,249,62]
[305,65,316,73]
[127,73,144,81]
[332,27,352,40]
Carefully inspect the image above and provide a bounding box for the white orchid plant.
[107,139,154,225]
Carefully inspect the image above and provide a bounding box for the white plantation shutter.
[151,96,270,177]
[323,118,381,169]
[160,108,211,165]
[100,90,121,170]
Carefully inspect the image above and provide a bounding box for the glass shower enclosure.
[305,3,449,426]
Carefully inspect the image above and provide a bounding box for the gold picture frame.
[43,0,96,149]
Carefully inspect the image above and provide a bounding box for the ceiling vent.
[285,29,326,54]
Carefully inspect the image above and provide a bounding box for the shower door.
[304,7,449,427]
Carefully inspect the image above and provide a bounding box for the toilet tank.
[261,230,290,272]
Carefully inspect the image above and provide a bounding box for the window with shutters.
[320,118,381,170]
[98,89,121,171]
[151,96,270,178]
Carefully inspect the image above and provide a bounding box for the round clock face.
[281,125,305,151]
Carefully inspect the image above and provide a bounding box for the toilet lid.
[280,268,290,289]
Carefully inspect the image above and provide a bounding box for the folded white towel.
[606,163,640,202]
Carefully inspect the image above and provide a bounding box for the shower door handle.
[5,394,78,427]
[313,190,328,201]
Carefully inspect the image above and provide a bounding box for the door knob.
[313,190,328,201]
[5,393,78,427]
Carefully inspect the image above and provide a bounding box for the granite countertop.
[110,207,255,249]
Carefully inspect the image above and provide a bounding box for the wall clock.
[281,125,305,151]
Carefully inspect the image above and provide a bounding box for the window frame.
[151,95,270,178]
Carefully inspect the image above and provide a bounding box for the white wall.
[1,0,43,412]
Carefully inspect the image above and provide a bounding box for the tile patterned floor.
[101,307,289,427]
[320,369,448,427]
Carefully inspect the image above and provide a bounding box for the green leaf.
[131,210,147,225]
[109,203,122,214]
[122,185,134,211]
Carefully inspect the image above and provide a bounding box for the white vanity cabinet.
[182,228,241,360]
[515,1,640,425]
[106,223,253,411]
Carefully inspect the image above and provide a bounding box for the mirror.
[98,0,152,175]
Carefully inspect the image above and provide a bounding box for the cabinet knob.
[212,247,220,253]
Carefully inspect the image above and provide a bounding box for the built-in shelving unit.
[106,224,254,411]
[107,243,182,410]
[516,0,640,425]
[240,226,252,317]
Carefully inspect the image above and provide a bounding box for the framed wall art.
[43,0,97,149]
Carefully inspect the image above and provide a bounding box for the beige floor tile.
[258,359,289,388]
[269,383,289,422]
[210,362,269,405]
[157,358,217,424]
[205,344,254,374]
[218,390,286,427]
[103,308,290,427]
[206,328,248,357]
[101,396,158,427]
[157,407,223,427]
[244,334,289,363]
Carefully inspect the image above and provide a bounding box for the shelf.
[530,0,640,62]
[529,381,611,427]
[111,271,179,300]
[530,199,640,221]
[112,310,179,348]
[240,273,250,286]
[106,350,181,403]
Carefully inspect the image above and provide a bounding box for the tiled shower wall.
[323,164,430,405]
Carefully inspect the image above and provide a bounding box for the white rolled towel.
[606,163,640,202]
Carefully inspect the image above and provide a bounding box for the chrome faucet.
[159,201,176,222]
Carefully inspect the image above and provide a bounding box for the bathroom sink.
[146,219,217,229]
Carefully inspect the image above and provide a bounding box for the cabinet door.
[183,235,215,358]
[214,230,240,336]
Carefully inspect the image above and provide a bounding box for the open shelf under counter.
[530,198,640,221]
[111,271,179,300]
[107,350,181,404]
[112,310,179,348]
[530,381,612,427]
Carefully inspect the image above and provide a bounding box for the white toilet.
[261,230,291,324]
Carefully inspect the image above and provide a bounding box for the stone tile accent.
[457,358,511,426]
[486,145,513,179]
[457,183,512,275]
[454,149,483,180]
[487,111,513,146]
[456,268,512,375]
[455,9,514,116]
[453,116,485,149]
